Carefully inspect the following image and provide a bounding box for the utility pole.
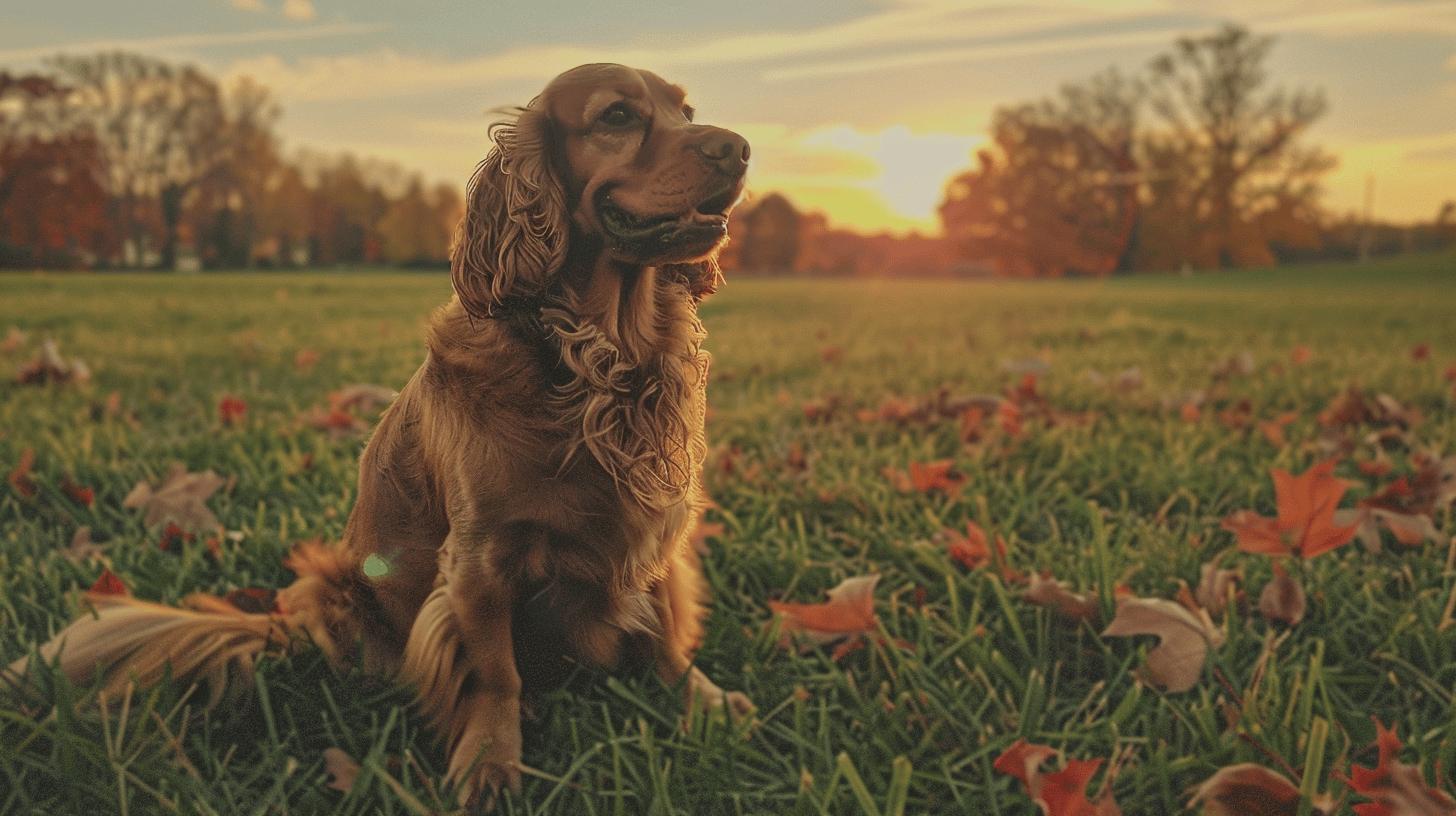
[1357,173,1375,263]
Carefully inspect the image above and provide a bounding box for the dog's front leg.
[649,554,753,718]
[401,542,521,808]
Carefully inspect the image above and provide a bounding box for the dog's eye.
[599,103,637,127]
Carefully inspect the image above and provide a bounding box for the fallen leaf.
[1102,597,1224,692]
[819,345,844,364]
[1025,573,1101,622]
[768,574,880,660]
[294,348,320,370]
[1221,460,1359,559]
[1181,402,1202,423]
[88,567,128,596]
[322,746,361,793]
[994,739,1122,815]
[65,526,106,563]
[218,395,247,426]
[999,400,1025,437]
[1258,562,1306,626]
[1259,412,1299,447]
[1188,763,1305,816]
[7,448,37,498]
[1196,562,1243,617]
[1344,720,1456,816]
[1411,343,1431,362]
[303,406,366,435]
[330,384,396,414]
[122,463,227,533]
[0,326,25,353]
[60,477,94,507]
[945,521,992,570]
[1291,346,1313,365]
[885,460,965,496]
[17,339,90,385]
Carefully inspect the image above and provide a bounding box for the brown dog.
[8,63,752,807]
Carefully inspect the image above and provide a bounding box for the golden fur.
[6,63,751,808]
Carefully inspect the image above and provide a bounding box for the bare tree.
[1146,24,1330,268]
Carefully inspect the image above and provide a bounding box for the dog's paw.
[683,666,755,721]
[447,710,523,811]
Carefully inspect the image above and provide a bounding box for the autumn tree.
[1140,24,1332,268]
[376,178,461,265]
[736,192,802,273]
[0,72,112,267]
[48,52,231,269]
[938,69,1143,277]
[190,77,285,267]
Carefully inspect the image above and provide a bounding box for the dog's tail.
[4,541,363,707]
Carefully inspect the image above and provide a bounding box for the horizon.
[4,0,1455,236]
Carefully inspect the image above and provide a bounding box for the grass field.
[2,254,1455,814]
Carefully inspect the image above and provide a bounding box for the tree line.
[725,25,1456,278]
[0,52,462,270]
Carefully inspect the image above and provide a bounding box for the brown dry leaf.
[1196,562,1243,617]
[1257,562,1306,626]
[330,384,396,414]
[122,463,227,532]
[17,339,90,385]
[7,447,37,498]
[322,746,361,793]
[1024,573,1100,623]
[1102,597,1224,692]
[1188,763,1308,815]
[1,326,25,353]
[65,526,106,563]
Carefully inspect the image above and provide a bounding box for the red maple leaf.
[60,477,94,507]
[219,395,248,426]
[1344,719,1456,815]
[994,739,1121,815]
[1221,460,1359,559]
[88,567,128,596]
[946,521,991,570]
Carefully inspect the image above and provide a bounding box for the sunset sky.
[4,0,1455,234]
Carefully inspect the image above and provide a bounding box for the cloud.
[282,0,316,22]
[0,22,385,64]
[770,0,1456,80]
[217,2,1136,102]
[231,0,267,11]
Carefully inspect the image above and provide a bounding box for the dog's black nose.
[694,129,750,175]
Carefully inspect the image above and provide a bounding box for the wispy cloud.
[282,0,316,22]
[0,21,384,65]
[218,3,1133,101]
[216,0,1456,104]
[771,0,1456,80]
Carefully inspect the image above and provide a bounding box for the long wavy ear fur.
[663,257,724,300]
[451,105,569,319]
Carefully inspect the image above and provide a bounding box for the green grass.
[2,253,1455,814]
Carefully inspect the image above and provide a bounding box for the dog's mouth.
[596,184,741,255]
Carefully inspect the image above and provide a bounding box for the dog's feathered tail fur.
[5,541,363,707]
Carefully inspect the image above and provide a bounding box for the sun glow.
[742,123,984,234]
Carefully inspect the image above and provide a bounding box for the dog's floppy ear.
[451,104,568,318]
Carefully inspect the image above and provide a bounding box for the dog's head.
[452,63,750,318]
